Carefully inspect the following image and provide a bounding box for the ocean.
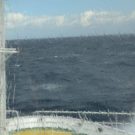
[6,35,135,114]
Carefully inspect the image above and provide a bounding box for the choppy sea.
[6,35,135,114]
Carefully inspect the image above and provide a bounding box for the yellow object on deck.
[12,129,72,135]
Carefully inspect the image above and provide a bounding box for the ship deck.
[7,115,134,135]
[12,129,72,135]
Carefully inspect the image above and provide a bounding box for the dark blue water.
[7,35,135,113]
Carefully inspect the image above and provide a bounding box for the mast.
[0,0,17,135]
[0,0,7,134]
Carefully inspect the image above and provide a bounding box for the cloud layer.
[7,10,135,28]
[6,10,135,38]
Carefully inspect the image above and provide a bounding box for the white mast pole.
[0,0,7,134]
[0,0,18,134]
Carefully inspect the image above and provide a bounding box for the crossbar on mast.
[0,48,18,54]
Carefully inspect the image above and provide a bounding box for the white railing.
[33,110,135,116]
[7,110,19,117]
[7,110,135,135]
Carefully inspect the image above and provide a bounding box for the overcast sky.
[6,0,135,39]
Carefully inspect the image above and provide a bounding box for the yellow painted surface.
[12,129,72,135]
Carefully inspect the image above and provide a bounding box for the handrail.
[7,110,19,117]
[33,110,135,116]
